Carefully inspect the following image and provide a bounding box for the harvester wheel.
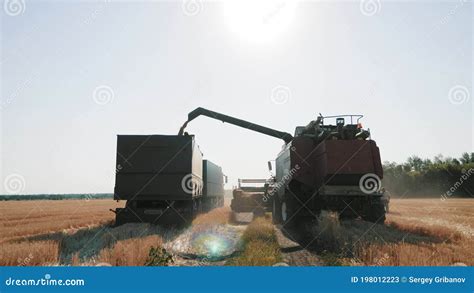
[280,197,298,228]
[272,196,283,224]
[362,201,386,224]
[281,200,288,222]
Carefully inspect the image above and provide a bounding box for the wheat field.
[0,198,472,266]
[367,198,473,266]
[0,199,121,266]
[308,198,474,266]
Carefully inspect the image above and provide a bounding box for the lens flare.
[192,232,232,257]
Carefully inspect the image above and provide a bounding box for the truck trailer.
[113,134,225,225]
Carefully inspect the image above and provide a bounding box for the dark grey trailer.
[202,160,225,210]
[113,134,204,225]
[114,134,202,201]
[113,134,225,226]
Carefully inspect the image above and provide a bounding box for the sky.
[1,0,472,194]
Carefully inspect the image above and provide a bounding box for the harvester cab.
[294,114,371,141]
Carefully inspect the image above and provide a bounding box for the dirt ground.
[0,198,472,266]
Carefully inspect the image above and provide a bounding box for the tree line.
[382,152,474,197]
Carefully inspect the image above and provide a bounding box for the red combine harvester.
[179,108,387,226]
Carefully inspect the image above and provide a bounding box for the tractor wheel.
[272,196,283,224]
[362,201,386,224]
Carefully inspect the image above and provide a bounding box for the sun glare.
[222,0,298,43]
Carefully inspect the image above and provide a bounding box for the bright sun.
[222,0,298,43]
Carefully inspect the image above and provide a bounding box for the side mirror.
[267,161,272,171]
[224,175,228,184]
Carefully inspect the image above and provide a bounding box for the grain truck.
[113,134,225,226]
[179,107,387,226]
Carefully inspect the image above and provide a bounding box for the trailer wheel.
[272,196,283,224]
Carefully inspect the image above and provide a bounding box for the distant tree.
[460,152,472,164]
[422,159,432,171]
[443,157,454,165]
[382,152,473,197]
[383,161,397,170]
[407,155,423,171]
[402,163,412,172]
[434,154,444,164]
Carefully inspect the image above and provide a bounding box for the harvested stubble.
[226,216,282,266]
[97,235,164,266]
[0,240,59,266]
[308,199,473,266]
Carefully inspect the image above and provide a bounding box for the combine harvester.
[113,135,225,225]
[230,179,274,216]
[179,108,388,225]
